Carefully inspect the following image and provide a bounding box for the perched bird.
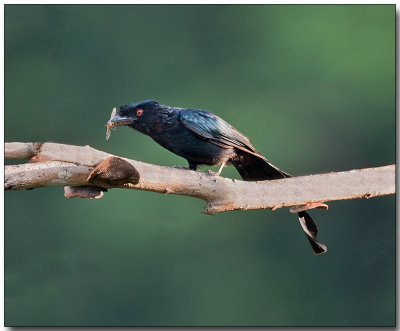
[108,100,327,254]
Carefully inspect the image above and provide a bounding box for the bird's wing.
[179,108,291,178]
[179,108,257,153]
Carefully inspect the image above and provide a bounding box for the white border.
[1,2,398,330]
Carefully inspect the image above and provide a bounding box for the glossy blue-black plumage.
[109,100,327,254]
[113,100,287,178]
[179,109,256,152]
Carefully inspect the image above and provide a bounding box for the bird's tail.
[298,211,327,255]
[232,152,291,181]
[232,152,327,255]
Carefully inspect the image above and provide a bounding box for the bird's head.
[107,100,162,133]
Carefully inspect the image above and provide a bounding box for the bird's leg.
[188,162,198,171]
[207,161,226,176]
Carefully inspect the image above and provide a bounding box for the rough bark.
[5,142,395,214]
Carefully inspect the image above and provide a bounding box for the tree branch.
[5,142,395,214]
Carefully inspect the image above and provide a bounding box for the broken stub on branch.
[87,156,140,187]
[64,186,107,199]
[289,202,329,213]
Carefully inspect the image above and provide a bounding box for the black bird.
[108,100,327,255]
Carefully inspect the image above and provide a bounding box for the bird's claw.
[206,169,220,176]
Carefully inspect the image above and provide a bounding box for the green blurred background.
[5,4,395,326]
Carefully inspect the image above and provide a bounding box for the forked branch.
[5,142,395,214]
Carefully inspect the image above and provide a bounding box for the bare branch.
[5,142,395,214]
[5,142,43,159]
[5,161,93,190]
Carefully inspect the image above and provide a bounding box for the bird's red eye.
[136,109,143,116]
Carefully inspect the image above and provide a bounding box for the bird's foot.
[206,161,226,177]
[206,169,221,176]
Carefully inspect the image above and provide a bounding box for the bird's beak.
[107,113,136,129]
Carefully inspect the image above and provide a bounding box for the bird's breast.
[150,121,234,166]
